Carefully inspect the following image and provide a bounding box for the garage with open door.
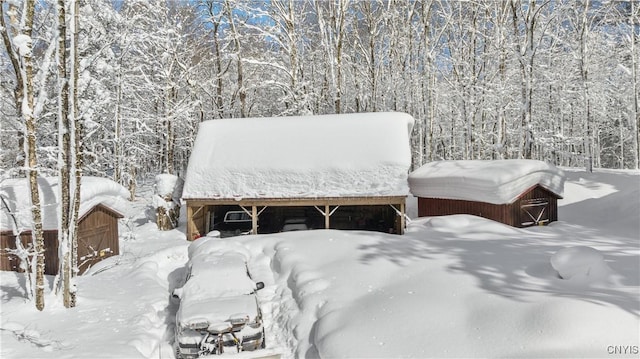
[182,112,415,240]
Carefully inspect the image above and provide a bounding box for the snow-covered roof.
[0,176,132,232]
[408,160,565,204]
[182,112,414,199]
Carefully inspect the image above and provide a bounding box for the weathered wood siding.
[0,204,121,275]
[77,205,121,274]
[513,186,558,225]
[0,231,59,274]
[417,185,559,228]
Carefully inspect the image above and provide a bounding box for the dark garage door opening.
[207,204,399,237]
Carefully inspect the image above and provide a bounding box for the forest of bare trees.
[1,0,639,188]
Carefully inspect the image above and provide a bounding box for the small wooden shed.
[1,177,130,275]
[182,112,415,239]
[409,160,565,228]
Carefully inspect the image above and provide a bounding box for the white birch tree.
[0,0,46,311]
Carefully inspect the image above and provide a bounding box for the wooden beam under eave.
[184,196,407,208]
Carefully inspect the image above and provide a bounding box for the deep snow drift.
[1,168,638,358]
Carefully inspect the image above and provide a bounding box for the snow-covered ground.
[1,168,638,358]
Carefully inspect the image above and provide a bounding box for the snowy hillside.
[1,168,638,358]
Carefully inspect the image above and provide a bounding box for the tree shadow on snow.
[357,215,640,317]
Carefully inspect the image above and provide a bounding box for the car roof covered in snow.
[180,250,257,301]
[0,176,132,232]
[408,159,565,205]
[182,112,414,200]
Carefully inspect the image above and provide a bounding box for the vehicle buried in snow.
[172,239,265,357]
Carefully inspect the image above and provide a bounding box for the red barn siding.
[0,204,122,275]
[0,231,59,274]
[417,185,560,228]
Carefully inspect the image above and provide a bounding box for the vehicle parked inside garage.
[173,238,265,357]
[213,210,253,236]
[281,218,309,232]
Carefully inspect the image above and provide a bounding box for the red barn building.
[409,160,565,227]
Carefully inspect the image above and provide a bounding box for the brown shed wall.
[0,231,59,275]
[0,205,121,275]
[417,198,514,226]
[76,205,121,274]
[417,185,559,228]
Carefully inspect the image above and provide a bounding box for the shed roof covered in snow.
[0,176,131,233]
[182,112,414,199]
[408,160,565,205]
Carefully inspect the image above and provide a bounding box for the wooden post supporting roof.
[251,206,258,235]
[400,202,406,234]
[325,205,330,229]
[186,204,194,240]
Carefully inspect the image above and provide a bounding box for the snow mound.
[182,112,414,199]
[550,246,615,284]
[409,159,565,204]
[187,236,251,261]
[414,214,522,236]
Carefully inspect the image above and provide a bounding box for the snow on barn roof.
[408,159,565,205]
[182,112,414,199]
[0,176,131,233]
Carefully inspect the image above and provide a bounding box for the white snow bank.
[409,159,565,204]
[182,112,414,199]
[551,246,616,285]
[0,176,131,232]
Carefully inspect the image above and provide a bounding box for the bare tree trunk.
[54,0,72,307]
[631,0,639,170]
[23,0,46,312]
[128,163,137,201]
[578,0,592,172]
[0,0,45,310]
[113,66,123,184]
[224,0,246,117]
[333,0,346,114]
[511,0,544,159]
[69,0,81,308]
